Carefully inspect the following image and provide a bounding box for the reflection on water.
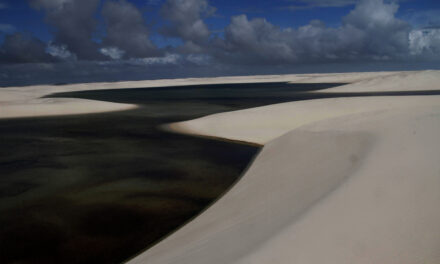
[0,82,344,263]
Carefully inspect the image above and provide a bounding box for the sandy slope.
[233,107,440,264]
[129,70,440,263]
[130,106,440,264]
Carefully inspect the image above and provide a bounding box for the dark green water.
[0,82,344,264]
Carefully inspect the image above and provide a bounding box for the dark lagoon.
[0,82,345,264]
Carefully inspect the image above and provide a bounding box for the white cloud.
[409,28,440,56]
[100,47,125,60]
[46,43,77,60]
[214,0,411,64]
[161,0,215,44]
[131,53,181,65]
[2,0,439,73]
[343,0,401,29]
[186,54,211,65]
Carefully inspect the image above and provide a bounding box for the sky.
[0,0,439,86]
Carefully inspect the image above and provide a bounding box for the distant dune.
[0,71,403,119]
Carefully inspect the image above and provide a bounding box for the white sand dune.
[1,70,440,263]
[129,70,440,263]
[319,70,440,93]
[131,107,440,264]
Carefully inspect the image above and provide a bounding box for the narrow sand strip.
[0,98,137,119]
[166,95,440,145]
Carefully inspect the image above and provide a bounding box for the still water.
[0,82,343,263]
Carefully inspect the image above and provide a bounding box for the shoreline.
[160,123,263,147]
[0,70,411,120]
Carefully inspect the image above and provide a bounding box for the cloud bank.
[0,0,439,85]
[212,0,412,64]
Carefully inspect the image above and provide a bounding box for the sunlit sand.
[132,70,440,263]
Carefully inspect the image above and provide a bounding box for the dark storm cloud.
[211,15,298,64]
[0,33,55,63]
[161,0,215,48]
[29,0,103,60]
[0,0,439,86]
[101,0,159,59]
[10,0,440,65]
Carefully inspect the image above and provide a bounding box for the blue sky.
[0,0,439,85]
[2,0,438,43]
